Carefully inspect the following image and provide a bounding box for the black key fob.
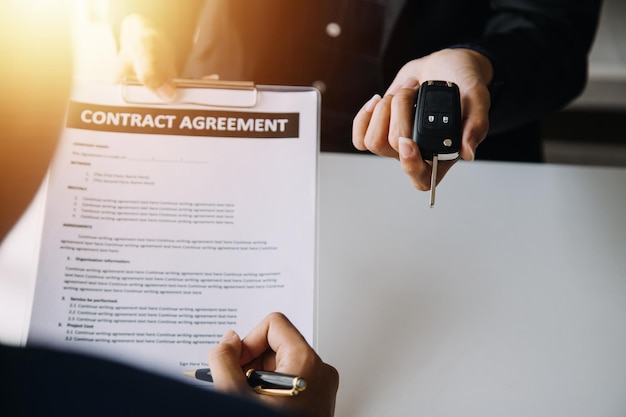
[413,80,461,162]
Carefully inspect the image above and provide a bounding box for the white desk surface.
[3,153,626,416]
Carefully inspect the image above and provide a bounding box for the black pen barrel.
[246,370,305,390]
[189,368,306,391]
[193,369,214,383]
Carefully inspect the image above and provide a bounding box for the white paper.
[27,79,319,383]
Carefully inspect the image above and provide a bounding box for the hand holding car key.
[413,80,462,207]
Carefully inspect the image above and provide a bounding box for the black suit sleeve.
[463,0,603,135]
[1,344,291,417]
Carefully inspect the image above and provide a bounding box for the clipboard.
[26,77,320,382]
[121,77,259,108]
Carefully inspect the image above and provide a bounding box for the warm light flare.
[1,0,73,77]
[0,0,74,239]
[0,0,73,140]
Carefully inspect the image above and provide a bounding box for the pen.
[184,368,307,397]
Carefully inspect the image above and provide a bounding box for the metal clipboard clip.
[121,77,258,108]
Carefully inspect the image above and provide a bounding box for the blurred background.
[72,0,626,167]
[541,0,626,167]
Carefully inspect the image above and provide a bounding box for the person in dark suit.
[109,0,602,190]
[0,3,338,416]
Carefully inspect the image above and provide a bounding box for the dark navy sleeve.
[456,0,603,134]
[1,344,293,417]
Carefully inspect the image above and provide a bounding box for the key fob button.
[440,114,452,128]
[425,113,438,129]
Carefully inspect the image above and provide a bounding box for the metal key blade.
[430,154,438,208]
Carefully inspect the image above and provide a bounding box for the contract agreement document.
[27,79,319,383]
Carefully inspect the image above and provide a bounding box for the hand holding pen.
[206,312,339,417]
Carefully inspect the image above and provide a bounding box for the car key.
[413,80,462,207]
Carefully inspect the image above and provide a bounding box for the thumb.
[207,330,249,394]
